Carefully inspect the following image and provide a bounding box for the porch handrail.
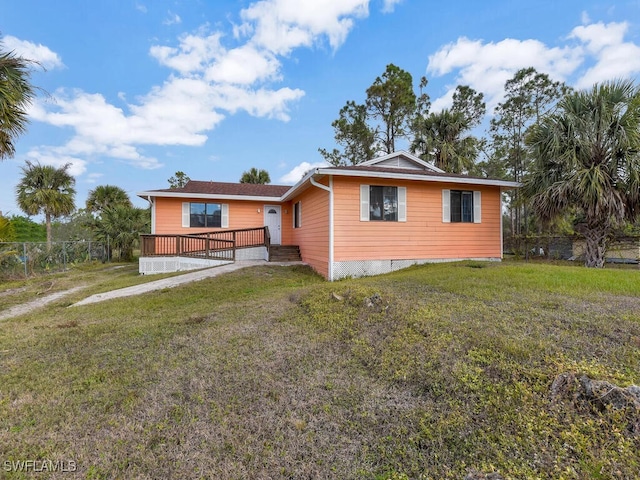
[140,226,269,260]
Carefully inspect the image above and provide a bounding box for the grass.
[1,261,639,479]
[0,262,200,310]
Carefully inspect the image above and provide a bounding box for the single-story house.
[137,151,519,280]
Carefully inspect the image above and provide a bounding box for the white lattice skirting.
[139,247,267,275]
[331,257,500,280]
[139,257,232,274]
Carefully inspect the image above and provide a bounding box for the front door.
[264,205,281,245]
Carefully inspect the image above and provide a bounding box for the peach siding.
[289,184,330,278]
[150,175,504,280]
[153,197,293,244]
[332,177,502,261]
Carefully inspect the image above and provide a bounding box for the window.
[442,190,481,224]
[293,201,302,228]
[182,202,229,228]
[369,186,397,221]
[450,190,473,222]
[360,185,406,222]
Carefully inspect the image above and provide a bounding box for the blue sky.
[1,0,639,217]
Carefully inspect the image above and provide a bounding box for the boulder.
[550,372,640,434]
[579,375,640,411]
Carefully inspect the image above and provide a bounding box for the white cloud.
[150,32,224,75]
[205,45,281,84]
[25,149,88,177]
[569,22,640,89]
[426,20,640,112]
[130,78,226,145]
[28,74,303,170]
[428,37,581,110]
[208,84,304,120]
[163,11,182,26]
[569,21,627,54]
[135,3,147,14]
[239,0,369,54]
[279,160,328,183]
[381,0,403,13]
[2,35,64,70]
[575,41,640,89]
[27,0,375,178]
[430,89,455,113]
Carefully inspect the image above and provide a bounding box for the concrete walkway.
[71,261,301,307]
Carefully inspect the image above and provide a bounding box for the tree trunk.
[583,224,609,268]
[46,212,52,250]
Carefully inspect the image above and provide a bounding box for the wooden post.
[232,231,236,261]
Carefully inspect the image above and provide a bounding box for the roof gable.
[359,150,444,173]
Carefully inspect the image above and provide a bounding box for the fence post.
[23,242,27,278]
[63,241,67,271]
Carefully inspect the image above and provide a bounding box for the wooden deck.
[140,226,271,262]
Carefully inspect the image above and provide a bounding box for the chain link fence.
[505,234,640,264]
[0,241,109,279]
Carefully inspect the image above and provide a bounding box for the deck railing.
[140,226,270,261]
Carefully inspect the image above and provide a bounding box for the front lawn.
[1,262,639,479]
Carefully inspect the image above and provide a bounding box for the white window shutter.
[360,185,370,221]
[473,191,481,223]
[298,202,302,228]
[398,187,407,222]
[442,190,450,223]
[221,204,229,228]
[182,202,190,227]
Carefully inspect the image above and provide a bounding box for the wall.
[153,197,293,244]
[289,183,330,278]
[332,176,503,262]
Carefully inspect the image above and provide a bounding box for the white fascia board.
[136,191,283,202]
[314,169,521,188]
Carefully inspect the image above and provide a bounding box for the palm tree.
[93,205,149,261]
[15,161,76,247]
[240,167,271,184]
[524,80,640,267]
[86,185,132,215]
[411,109,481,173]
[0,42,36,160]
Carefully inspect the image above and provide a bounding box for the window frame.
[182,202,229,228]
[442,189,481,224]
[360,184,406,222]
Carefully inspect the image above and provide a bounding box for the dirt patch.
[0,286,28,298]
[0,285,86,321]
